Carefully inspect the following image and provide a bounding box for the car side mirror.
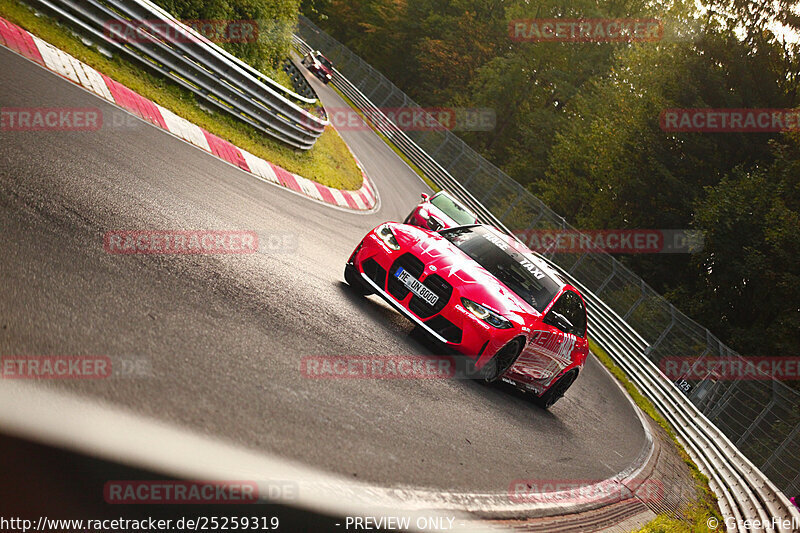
[420,193,430,202]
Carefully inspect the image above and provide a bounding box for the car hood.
[394,224,538,319]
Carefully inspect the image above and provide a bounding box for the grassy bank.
[0,0,364,190]
[588,339,722,532]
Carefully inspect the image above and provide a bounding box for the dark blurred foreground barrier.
[295,16,800,532]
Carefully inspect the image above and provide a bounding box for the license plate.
[394,267,439,306]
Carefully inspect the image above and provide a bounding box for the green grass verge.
[326,83,441,193]
[588,339,722,532]
[1,0,364,191]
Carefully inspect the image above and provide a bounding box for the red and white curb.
[0,16,378,211]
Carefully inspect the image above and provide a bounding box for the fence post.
[568,252,588,275]
[595,261,617,295]
[498,197,522,225]
[645,304,676,358]
[623,279,649,320]
[462,165,481,188]
[760,423,800,474]
[706,368,741,421]
[736,395,776,449]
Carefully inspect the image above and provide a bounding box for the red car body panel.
[348,223,589,397]
[404,191,479,231]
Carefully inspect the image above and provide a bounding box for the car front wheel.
[344,264,372,296]
[480,338,523,383]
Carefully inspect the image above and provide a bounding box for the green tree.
[685,136,800,358]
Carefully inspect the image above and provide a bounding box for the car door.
[511,290,587,387]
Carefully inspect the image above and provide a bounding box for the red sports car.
[301,50,334,84]
[404,191,479,231]
[345,223,588,407]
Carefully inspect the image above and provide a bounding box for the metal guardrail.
[26,0,329,149]
[294,21,800,532]
[283,58,316,101]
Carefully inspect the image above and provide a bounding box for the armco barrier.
[24,0,328,149]
[294,17,800,532]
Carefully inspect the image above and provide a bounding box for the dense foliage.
[304,0,800,363]
[154,0,300,71]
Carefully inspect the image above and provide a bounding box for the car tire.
[344,264,372,296]
[480,338,523,383]
[534,369,578,409]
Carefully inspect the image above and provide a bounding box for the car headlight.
[325,73,332,79]
[461,298,513,329]
[376,224,400,250]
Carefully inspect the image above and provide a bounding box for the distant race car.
[301,51,334,84]
[345,223,589,407]
[404,191,478,231]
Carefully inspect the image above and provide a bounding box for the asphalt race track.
[0,45,646,495]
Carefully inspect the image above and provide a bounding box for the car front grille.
[387,253,453,319]
[408,273,452,318]
[387,253,424,300]
[361,258,387,288]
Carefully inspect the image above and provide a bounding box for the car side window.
[544,291,587,338]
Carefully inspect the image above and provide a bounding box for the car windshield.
[318,55,332,69]
[440,226,562,312]
[430,193,476,225]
